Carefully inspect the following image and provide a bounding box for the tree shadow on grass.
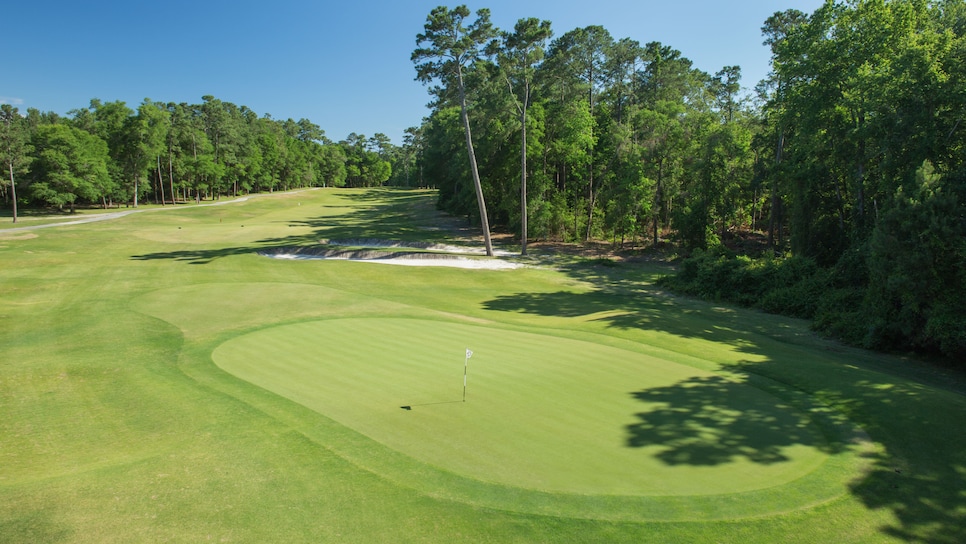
[130,245,257,265]
[625,374,838,466]
[289,189,479,242]
[482,258,966,543]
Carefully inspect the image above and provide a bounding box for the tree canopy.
[3,96,403,212]
[407,1,965,361]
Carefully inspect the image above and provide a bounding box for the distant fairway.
[3,187,965,542]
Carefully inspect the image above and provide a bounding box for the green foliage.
[317,144,348,187]
[812,286,868,346]
[14,95,357,209]
[27,124,112,211]
[765,0,962,264]
[665,161,966,363]
[422,107,471,215]
[861,161,966,357]
[340,133,392,188]
[648,1,966,362]
[660,249,827,317]
[413,4,499,255]
[0,104,31,221]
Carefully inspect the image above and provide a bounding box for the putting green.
[213,317,834,497]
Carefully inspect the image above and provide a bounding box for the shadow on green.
[482,258,966,544]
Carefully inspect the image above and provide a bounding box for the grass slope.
[1,188,964,543]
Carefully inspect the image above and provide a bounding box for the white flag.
[466,348,473,359]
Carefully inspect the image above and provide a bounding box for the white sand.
[267,253,525,270]
[318,238,517,257]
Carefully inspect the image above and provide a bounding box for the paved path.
[1,189,314,233]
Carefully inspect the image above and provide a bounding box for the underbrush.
[657,247,965,363]
[658,248,827,319]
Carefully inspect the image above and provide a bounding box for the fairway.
[3,188,965,542]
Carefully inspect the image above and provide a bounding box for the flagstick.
[463,348,472,402]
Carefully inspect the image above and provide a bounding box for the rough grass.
[1,188,964,543]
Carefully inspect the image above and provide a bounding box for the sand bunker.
[318,238,517,257]
[260,240,525,270]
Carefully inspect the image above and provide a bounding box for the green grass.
[1,187,964,543]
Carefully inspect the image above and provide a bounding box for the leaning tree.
[413,5,498,256]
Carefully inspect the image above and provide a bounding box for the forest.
[0,96,401,213]
[410,0,966,361]
[2,0,964,360]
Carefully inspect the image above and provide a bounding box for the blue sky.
[3,1,824,145]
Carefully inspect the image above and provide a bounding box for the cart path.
[0,189,320,233]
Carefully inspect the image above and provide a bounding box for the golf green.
[212,317,835,497]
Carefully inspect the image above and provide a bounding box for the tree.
[200,95,244,197]
[254,122,283,192]
[295,118,325,143]
[422,106,470,210]
[493,17,553,254]
[0,104,31,222]
[135,100,169,205]
[28,124,111,212]
[413,5,498,256]
[316,143,347,187]
[865,160,966,357]
[391,125,423,187]
[631,100,686,246]
[604,37,644,124]
[543,97,595,240]
[633,42,702,246]
[604,119,652,247]
[711,66,743,123]
[341,133,391,187]
[85,100,133,205]
[545,25,614,240]
[164,101,216,202]
[759,9,808,247]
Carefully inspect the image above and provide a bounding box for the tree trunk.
[168,154,176,204]
[653,159,664,247]
[520,86,529,256]
[8,161,17,223]
[768,129,784,247]
[574,190,579,241]
[586,171,596,242]
[457,66,494,257]
[158,155,166,206]
[856,149,866,231]
[585,79,596,242]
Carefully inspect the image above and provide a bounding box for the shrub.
[661,251,827,317]
[812,287,868,346]
[759,269,829,319]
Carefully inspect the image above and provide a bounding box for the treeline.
[411,8,763,250]
[411,1,966,360]
[0,96,410,215]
